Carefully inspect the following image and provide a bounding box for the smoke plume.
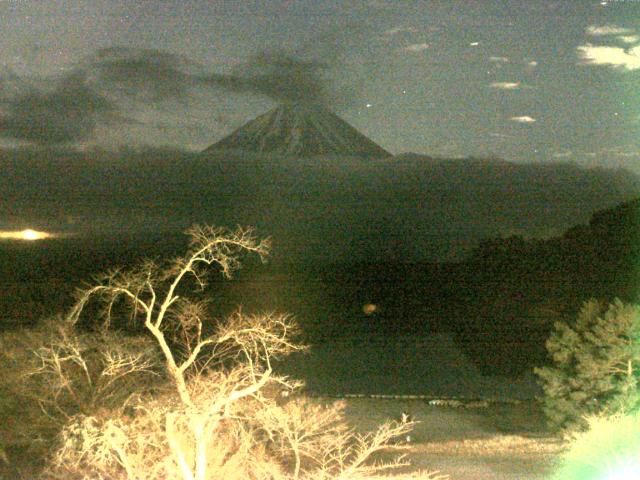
[204,50,340,107]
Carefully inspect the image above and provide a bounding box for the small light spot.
[363,303,378,315]
[0,229,52,241]
[470,42,479,46]
[366,103,372,108]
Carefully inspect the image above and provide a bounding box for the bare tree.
[67,225,271,405]
[40,225,447,480]
[29,321,159,420]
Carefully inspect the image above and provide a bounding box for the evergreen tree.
[535,298,640,431]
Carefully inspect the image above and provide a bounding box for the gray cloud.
[91,46,350,108]
[384,26,418,36]
[89,47,195,103]
[0,67,26,98]
[203,50,341,107]
[0,71,116,145]
[0,34,361,146]
[404,43,430,52]
[0,47,204,146]
[619,35,639,44]
[586,25,634,36]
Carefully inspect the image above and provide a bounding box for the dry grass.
[417,434,565,455]
[336,397,565,480]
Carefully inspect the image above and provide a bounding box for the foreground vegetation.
[1,225,445,479]
[536,299,640,431]
[1,196,638,478]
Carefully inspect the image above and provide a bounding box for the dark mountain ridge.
[2,147,639,263]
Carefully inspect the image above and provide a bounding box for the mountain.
[3,147,639,263]
[203,103,392,158]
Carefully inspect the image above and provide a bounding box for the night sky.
[1,0,639,172]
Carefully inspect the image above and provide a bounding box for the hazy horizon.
[2,146,638,263]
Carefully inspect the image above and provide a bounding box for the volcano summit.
[204,103,391,158]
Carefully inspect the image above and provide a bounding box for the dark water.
[0,232,454,332]
[0,232,552,390]
[0,232,188,325]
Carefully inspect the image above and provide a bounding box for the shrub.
[33,225,445,480]
[535,298,640,431]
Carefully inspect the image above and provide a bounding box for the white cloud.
[489,56,509,63]
[587,25,634,36]
[510,116,536,123]
[404,43,429,52]
[527,60,538,67]
[577,43,640,70]
[618,35,640,44]
[384,26,417,36]
[490,82,520,90]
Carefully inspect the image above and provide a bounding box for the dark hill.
[455,197,640,374]
[2,148,639,264]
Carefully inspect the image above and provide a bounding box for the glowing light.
[363,303,378,315]
[554,413,640,480]
[603,459,640,480]
[510,115,537,123]
[0,229,52,241]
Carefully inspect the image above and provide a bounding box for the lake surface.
[0,233,545,396]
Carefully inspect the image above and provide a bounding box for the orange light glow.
[363,303,378,315]
[0,229,52,241]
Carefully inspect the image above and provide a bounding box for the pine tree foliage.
[535,298,640,431]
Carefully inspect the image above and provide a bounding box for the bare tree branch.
[41,225,444,480]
